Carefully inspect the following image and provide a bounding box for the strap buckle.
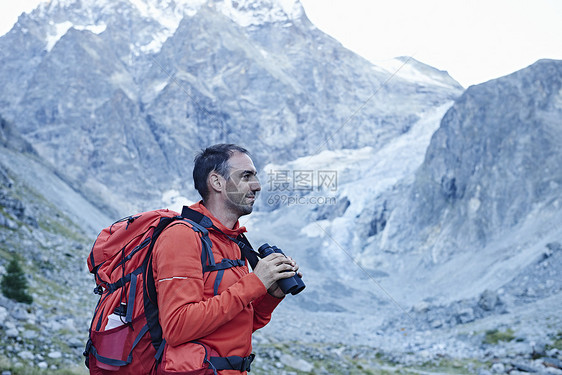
[83,338,92,357]
[241,353,255,372]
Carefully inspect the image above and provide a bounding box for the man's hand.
[253,253,301,298]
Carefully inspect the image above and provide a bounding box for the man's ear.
[208,171,223,193]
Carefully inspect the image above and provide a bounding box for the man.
[152,144,299,374]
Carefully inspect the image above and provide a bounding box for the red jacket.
[152,202,282,374]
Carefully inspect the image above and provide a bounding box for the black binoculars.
[258,243,305,295]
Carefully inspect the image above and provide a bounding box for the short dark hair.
[193,144,250,201]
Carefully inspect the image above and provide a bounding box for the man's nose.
[250,179,261,192]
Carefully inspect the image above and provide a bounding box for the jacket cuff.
[253,289,284,312]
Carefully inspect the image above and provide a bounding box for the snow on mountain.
[34,0,305,55]
[45,20,107,51]
[374,56,464,89]
[36,0,192,54]
[213,0,304,27]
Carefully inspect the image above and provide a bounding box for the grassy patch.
[415,357,485,374]
[250,342,485,375]
[546,331,562,351]
[483,328,515,345]
[37,215,87,244]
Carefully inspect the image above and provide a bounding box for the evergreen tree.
[1,257,33,304]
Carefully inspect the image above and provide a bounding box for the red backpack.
[83,207,259,375]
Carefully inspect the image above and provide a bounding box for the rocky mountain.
[1,0,561,374]
[0,0,462,214]
[247,59,562,373]
[369,59,562,302]
[385,59,562,257]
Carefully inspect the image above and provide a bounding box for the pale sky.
[300,0,562,87]
[1,0,561,87]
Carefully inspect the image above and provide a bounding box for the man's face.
[223,152,261,217]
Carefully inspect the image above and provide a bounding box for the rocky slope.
[0,116,113,372]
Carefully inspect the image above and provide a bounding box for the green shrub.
[1,257,33,304]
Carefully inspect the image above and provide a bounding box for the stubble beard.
[225,191,256,217]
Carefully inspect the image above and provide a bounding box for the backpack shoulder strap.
[180,206,214,230]
[142,214,217,362]
[143,216,182,305]
[144,215,214,304]
[233,233,260,270]
[180,206,260,269]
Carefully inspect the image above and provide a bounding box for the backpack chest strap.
[204,258,246,296]
[203,258,245,273]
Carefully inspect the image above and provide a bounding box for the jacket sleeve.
[153,224,267,347]
[251,292,283,332]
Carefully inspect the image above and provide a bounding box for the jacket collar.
[190,201,247,237]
